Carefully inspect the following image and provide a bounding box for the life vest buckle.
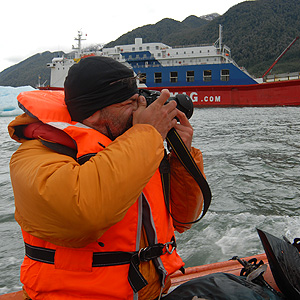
[163,241,176,255]
[137,247,147,260]
[137,244,164,262]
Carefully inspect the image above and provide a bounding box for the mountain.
[104,15,212,47]
[0,51,64,88]
[105,0,300,77]
[0,0,299,87]
[202,0,300,76]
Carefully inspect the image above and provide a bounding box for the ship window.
[156,46,159,50]
[203,70,212,82]
[186,71,194,82]
[154,72,162,83]
[132,47,135,51]
[158,53,161,57]
[139,47,143,50]
[221,69,230,81]
[170,71,178,83]
[139,73,147,84]
[146,46,150,50]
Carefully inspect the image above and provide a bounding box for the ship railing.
[172,43,214,48]
[125,56,156,62]
[265,72,300,82]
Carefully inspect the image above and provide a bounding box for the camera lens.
[139,89,193,119]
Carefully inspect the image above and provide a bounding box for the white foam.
[176,212,300,266]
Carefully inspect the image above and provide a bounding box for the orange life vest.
[17,90,184,300]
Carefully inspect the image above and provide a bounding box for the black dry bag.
[257,228,300,300]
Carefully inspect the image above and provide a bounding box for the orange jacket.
[9,90,205,300]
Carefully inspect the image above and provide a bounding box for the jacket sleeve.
[169,147,205,233]
[10,124,164,248]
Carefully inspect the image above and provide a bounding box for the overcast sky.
[0,0,245,73]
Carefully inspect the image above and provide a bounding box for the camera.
[138,89,194,119]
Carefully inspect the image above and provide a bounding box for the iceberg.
[0,86,35,117]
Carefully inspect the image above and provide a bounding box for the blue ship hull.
[130,62,258,87]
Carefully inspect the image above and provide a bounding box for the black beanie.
[64,56,138,122]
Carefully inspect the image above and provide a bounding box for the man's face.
[92,94,139,140]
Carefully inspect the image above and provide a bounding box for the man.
[8,56,205,300]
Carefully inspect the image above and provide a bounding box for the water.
[0,90,300,294]
[176,106,300,267]
[0,116,24,295]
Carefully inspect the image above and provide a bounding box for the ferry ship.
[43,27,300,107]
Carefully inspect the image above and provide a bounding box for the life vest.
[17,90,184,300]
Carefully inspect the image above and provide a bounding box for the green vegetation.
[0,0,299,87]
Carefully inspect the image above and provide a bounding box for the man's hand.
[173,110,193,151]
[133,89,194,149]
[133,89,178,140]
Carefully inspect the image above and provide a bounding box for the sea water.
[0,86,300,294]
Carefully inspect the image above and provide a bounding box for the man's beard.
[106,114,133,141]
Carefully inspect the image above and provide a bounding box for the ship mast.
[72,30,86,59]
[219,24,222,51]
[215,24,223,52]
[214,24,232,62]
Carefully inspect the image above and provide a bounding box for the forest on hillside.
[107,0,300,77]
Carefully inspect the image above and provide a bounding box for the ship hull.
[147,79,300,107]
[39,79,300,107]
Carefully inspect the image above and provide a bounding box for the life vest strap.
[24,241,175,293]
[25,243,55,264]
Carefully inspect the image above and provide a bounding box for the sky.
[0,0,245,73]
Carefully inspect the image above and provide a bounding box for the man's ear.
[82,110,101,127]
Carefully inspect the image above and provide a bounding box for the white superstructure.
[46,26,235,88]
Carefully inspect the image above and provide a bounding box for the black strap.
[25,243,55,264]
[162,127,212,224]
[25,241,172,293]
